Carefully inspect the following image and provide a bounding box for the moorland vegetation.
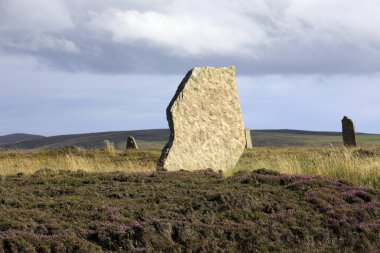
[1,145,379,190]
[0,143,379,252]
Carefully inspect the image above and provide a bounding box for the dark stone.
[126,136,138,149]
[342,116,357,147]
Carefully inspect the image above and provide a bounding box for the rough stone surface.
[126,136,138,149]
[245,129,253,148]
[342,116,357,147]
[158,66,246,172]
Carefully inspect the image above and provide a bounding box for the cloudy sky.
[1,0,380,136]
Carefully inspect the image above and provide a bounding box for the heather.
[0,169,379,252]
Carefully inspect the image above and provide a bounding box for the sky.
[1,0,380,136]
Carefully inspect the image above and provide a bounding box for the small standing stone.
[245,128,253,148]
[126,136,138,149]
[342,116,357,147]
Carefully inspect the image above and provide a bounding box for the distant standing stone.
[126,136,138,149]
[157,66,246,172]
[342,116,357,147]
[245,129,253,148]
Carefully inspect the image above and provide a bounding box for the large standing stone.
[157,66,246,172]
[342,116,357,147]
[245,128,253,148]
[126,136,138,149]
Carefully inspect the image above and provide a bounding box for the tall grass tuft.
[233,146,380,190]
[0,149,159,175]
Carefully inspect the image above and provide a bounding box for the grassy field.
[1,145,380,190]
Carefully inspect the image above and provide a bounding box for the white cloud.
[1,0,380,73]
[2,0,380,135]
[0,0,74,32]
[86,0,380,61]
[281,0,380,47]
[0,0,79,54]
[90,8,266,57]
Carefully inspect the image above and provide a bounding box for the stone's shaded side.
[158,66,246,172]
[342,116,357,147]
[245,129,253,148]
[126,136,138,149]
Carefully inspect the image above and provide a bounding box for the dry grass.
[0,149,158,176]
[233,146,380,189]
[0,146,380,189]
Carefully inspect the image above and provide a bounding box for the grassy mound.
[0,169,379,252]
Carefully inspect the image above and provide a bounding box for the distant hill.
[1,129,380,149]
[0,133,45,146]
[252,129,380,147]
[0,129,169,150]
[256,129,342,136]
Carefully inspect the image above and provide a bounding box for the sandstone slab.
[158,66,246,172]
